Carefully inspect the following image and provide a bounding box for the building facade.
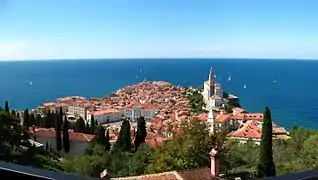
[86,109,123,125]
[202,67,224,108]
[68,104,90,120]
[124,103,159,121]
[29,128,94,156]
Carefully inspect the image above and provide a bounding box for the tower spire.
[209,67,214,81]
[209,66,215,97]
[207,102,215,134]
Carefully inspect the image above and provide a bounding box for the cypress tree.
[44,111,51,128]
[16,112,20,119]
[116,119,131,152]
[55,112,62,153]
[75,117,85,133]
[11,110,16,118]
[4,101,9,113]
[105,129,111,151]
[96,125,107,144]
[29,113,36,126]
[23,109,30,127]
[62,116,70,154]
[90,115,95,134]
[36,113,42,127]
[257,106,276,177]
[85,121,90,133]
[45,141,49,151]
[134,116,147,150]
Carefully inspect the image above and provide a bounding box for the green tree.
[105,129,111,151]
[121,144,152,176]
[145,118,217,173]
[62,116,70,154]
[0,109,31,158]
[257,106,276,177]
[55,112,62,153]
[23,109,30,127]
[11,109,16,118]
[95,125,107,144]
[45,141,49,151]
[45,111,55,128]
[35,113,42,127]
[4,101,9,113]
[75,117,85,133]
[90,115,95,134]
[29,113,36,126]
[116,119,131,152]
[134,116,147,150]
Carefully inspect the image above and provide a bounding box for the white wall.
[36,137,90,156]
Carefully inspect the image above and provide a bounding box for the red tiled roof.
[232,107,246,113]
[178,167,214,180]
[228,120,262,139]
[230,114,245,120]
[115,168,215,180]
[116,172,179,180]
[215,114,231,123]
[29,127,95,142]
[125,102,161,110]
[243,113,263,120]
[149,118,163,124]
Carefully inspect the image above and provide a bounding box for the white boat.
[228,76,232,82]
[29,81,33,86]
[244,84,247,89]
[139,68,143,72]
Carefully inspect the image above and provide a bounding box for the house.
[214,114,231,132]
[87,109,123,125]
[37,102,56,114]
[124,103,159,121]
[210,95,223,108]
[228,120,289,145]
[232,107,246,115]
[68,104,90,120]
[108,148,221,180]
[29,127,95,156]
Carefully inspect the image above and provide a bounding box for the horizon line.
[0,57,318,62]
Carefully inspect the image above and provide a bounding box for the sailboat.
[29,81,33,86]
[227,76,232,82]
[244,84,247,89]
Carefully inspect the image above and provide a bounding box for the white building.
[207,104,215,134]
[86,109,123,125]
[124,103,159,121]
[68,104,90,120]
[29,128,95,156]
[202,67,223,108]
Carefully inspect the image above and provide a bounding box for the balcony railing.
[1,160,318,180]
[0,161,96,180]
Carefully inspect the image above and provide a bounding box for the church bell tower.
[209,67,215,97]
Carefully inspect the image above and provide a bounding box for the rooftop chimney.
[100,169,111,180]
[209,147,220,177]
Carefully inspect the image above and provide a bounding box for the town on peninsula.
[0,67,297,180]
[29,66,288,150]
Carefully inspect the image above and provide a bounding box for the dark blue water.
[0,59,317,129]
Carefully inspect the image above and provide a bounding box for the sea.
[0,58,317,130]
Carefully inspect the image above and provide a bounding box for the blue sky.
[1,0,318,60]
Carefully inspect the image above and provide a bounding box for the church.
[202,67,223,109]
